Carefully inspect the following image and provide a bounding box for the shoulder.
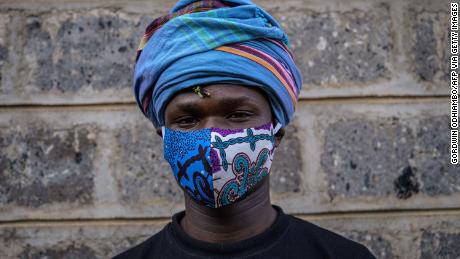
[285,214,376,258]
[111,224,168,259]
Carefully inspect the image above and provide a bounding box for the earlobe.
[274,128,285,148]
[156,128,163,138]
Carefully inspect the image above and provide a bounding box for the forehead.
[164,84,271,112]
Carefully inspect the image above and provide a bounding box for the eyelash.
[226,111,253,119]
[175,116,197,125]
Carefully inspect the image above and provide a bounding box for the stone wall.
[0,0,458,258]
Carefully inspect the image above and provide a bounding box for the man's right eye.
[175,116,199,127]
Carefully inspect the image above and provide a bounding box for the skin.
[160,84,285,243]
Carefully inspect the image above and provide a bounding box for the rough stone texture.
[0,223,164,259]
[415,117,460,196]
[0,13,9,88]
[0,44,7,83]
[321,115,458,201]
[0,109,189,220]
[0,121,97,208]
[278,3,392,88]
[408,8,452,83]
[113,123,184,205]
[270,123,302,194]
[420,231,460,259]
[344,231,394,259]
[0,9,149,102]
[29,10,140,91]
[321,117,415,200]
[18,244,97,259]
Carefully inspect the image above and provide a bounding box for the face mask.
[162,122,282,208]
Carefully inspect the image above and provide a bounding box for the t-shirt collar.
[167,205,291,257]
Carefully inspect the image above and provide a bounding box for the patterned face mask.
[162,122,282,208]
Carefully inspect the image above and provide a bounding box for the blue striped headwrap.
[133,0,302,128]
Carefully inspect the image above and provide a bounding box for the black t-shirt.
[113,205,376,259]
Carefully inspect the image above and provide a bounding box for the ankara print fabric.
[163,127,214,207]
[162,122,278,208]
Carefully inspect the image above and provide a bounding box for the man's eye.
[176,117,198,125]
[227,111,253,120]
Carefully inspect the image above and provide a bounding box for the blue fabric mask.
[162,122,282,208]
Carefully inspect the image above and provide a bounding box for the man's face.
[164,84,273,130]
[161,84,284,208]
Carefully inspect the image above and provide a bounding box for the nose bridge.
[200,116,219,129]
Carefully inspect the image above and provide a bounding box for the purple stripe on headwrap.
[230,42,298,96]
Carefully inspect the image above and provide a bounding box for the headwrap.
[133,0,302,128]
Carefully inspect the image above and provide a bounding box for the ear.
[274,128,285,148]
[156,127,163,138]
[271,114,284,148]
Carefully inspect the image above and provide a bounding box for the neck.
[179,176,277,243]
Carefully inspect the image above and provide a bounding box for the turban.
[133,0,302,128]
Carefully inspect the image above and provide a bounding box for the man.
[114,0,376,258]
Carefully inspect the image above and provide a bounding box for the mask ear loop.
[273,122,282,135]
[270,122,283,154]
[161,126,166,139]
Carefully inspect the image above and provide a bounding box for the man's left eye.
[227,111,252,120]
[175,116,199,128]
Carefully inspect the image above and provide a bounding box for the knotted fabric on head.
[133,0,303,128]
